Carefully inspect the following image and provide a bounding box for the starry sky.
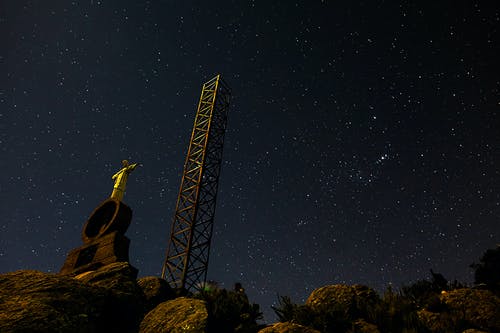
[2,0,500,322]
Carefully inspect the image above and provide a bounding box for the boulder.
[0,263,147,333]
[139,297,208,333]
[441,288,500,332]
[137,276,174,311]
[349,319,381,333]
[306,284,380,319]
[418,309,444,332]
[258,322,320,333]
[0,270,108,332]
[75,262,142,296]
[75,262,146,331]
[418,288,500,333]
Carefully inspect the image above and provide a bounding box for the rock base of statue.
[60,198,135,275]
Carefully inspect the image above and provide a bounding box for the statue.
[111,160,139,201]
[59,159,140,275]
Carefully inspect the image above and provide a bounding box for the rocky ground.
[1,262,499,332]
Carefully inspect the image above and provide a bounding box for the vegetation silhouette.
[471,245,500,295]
[194,282,264,333]
[270,245,500,333]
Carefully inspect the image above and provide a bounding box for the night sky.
[2,1,500,322]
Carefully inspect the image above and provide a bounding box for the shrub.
[367,287,430,333]
[195,285,263,333]
[471,245,500,294]
[272,295,353,333]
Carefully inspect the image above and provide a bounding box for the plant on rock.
[195,283,263,333]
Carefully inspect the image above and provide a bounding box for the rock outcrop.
[419,288,500,333]
[2,266,499,333]
[259,322,321,333]
[0,270,110,332]
[74,262,146,332]
[0,263,145,333]
[350,319,381,333]
[266,284,383,333]
[442,288,500,332]
[139,297,208,333]
[306,284,380,318]
[137,276,175,312]
[0,264,262,333]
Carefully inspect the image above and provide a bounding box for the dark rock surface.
[442,288,500,332]
[418,288,500,333]
[0,263,145,333]
[0,270,108,332]
[139,297,208,333]
[258,322,321,333]
[0,264,261,332]
[75,262,146,332]
[2,266,499,333]
[349,319,380,333]
[137,276,175,312]
[306,284,379,318]
[74,261,142,300]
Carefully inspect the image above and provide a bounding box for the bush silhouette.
[272,295,352,332]
[195,284,262,333]
[471,245,500,293]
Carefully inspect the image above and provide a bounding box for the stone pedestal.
[60,198,135,275]
[60,231,131,275]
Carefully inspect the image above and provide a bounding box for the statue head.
[122,160,129,167]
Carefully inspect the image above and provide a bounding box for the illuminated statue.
[60,159,139,275]
[111,160,139,201]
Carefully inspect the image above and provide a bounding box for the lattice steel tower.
[161,75,231,292]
